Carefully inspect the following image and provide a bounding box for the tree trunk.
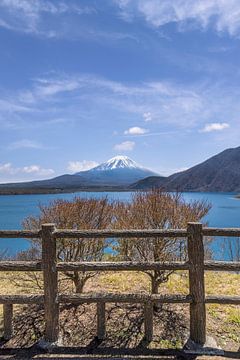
[75,280,85,293]
[151,274,159,294]
[73,272,85,293]
[151,272,161,312]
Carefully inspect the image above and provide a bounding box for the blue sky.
[1,0,240,182]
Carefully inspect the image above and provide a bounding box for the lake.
[0,191,239,259]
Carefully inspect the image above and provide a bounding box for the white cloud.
[116,0,240,37]
[0,73,239,136]
[0,1,135,42]
[114,141,135,151]
[124,126,148,135]
[22,165,54,176]
[8,139,44,150]
[67,160,98,173]
[0,163,54,182]
[143,112,152,122]
[0,163,13,174]
[200,122,230,133]
[0,0,94,37]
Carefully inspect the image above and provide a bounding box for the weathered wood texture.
[0,294,238,305]
[187,222,206,345]
[3,304,13,340]
[1,226,240,238]
[54,229,187,239]
[97,302,106,340]
[203,227,240,237]
[57,261,189,272]
[0,230,40,238]
[205,296,240,304]
[59,293,192,304]
[57,260,239,272]
[204,261,240,271]
[0,295,44,304]
[42,224,59,343]
[0,261,42,271]
[0,260,239,272]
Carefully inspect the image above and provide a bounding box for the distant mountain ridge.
[0,156,158,193]
[129,176,166,190]
[133,146,240,192]
[1,147,240,194]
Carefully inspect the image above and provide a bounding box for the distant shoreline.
[0,187,238,196]
[0,187,131,195]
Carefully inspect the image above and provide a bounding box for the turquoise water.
[0,191,239,258]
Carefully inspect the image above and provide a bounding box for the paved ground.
[0,347,239,360]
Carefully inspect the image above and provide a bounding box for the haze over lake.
[0,192,240,259]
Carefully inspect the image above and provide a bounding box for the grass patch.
[226,308,240,325]
[0,270,239,350]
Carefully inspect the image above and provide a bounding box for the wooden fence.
[0,222,239,348]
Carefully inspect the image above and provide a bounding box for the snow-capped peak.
[91,156,142,171]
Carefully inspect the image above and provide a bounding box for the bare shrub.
[22,197,113,293]
[19,190,211,294]
[113,189,211,294]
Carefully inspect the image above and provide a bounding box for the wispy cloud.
[0,162,54,183]
[116,0,240,37]
[200,122,230,133]
[35,78,80,96]
[0,0,94,37]
[7,139,44,150]
[0,0,137,42]
[67,160,98,173]
[114,141,135,151]
[1,73,239,137]
[124,126,148,135]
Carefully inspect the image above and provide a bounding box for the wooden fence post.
[42,223,59,343]
[97,302,106,340]
[144,302,153,341]
[187,222,206,345]
[3,304,13,340]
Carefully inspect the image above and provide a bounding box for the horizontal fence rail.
[59,293,193,304]
[0,260,240,272]
[0,222,239,350]
[54,229,188,238]
[1,226,240,238]
[0,230,41,238]
[0,295,44,304]
[0,294,239,305]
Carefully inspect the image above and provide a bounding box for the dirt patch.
[1,303,188,349]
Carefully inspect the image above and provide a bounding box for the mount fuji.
[0,156,158,194]
[75,156,158,186]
